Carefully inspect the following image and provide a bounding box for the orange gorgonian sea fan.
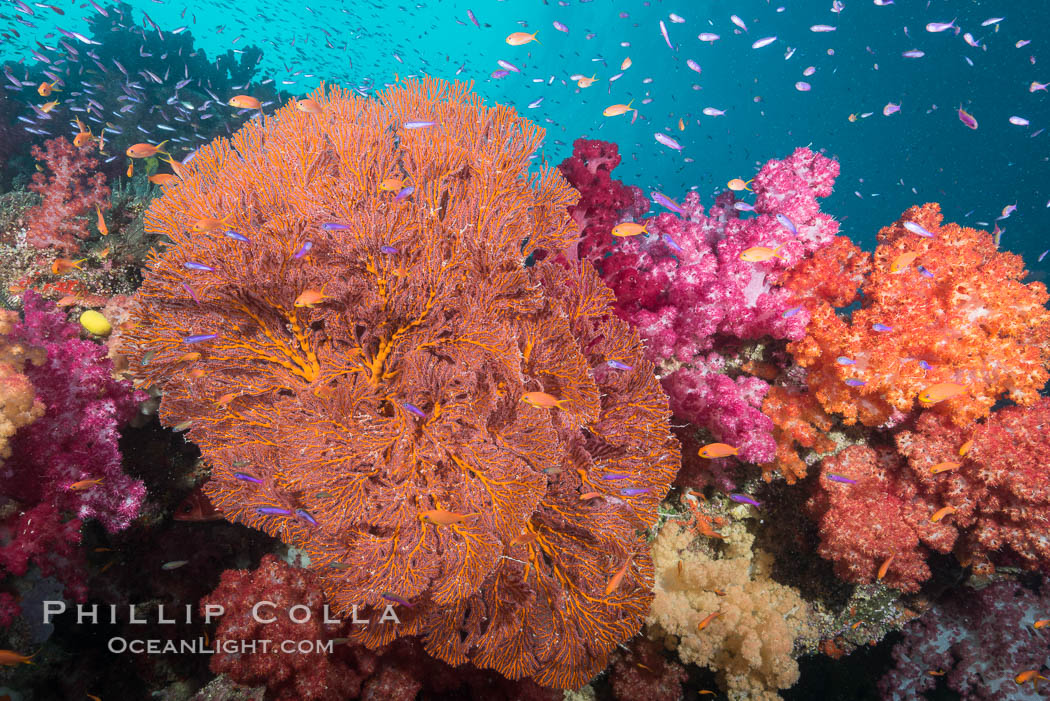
[118,77,680,688]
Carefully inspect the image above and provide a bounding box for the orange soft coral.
[758,385,836,483]
[786,203,1050,428]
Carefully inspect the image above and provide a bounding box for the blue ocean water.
[2,0,1046,265]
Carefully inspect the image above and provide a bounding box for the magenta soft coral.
[557,141,841,464]
[0,290,144,612]
[25,136,109,252]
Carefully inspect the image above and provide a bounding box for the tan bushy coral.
[648,518,814,701]
[0,310,45,459]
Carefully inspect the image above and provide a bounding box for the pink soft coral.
[25,136,110,252]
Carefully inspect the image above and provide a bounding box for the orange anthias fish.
[149,173,177,186]
[510,531,538,546]
[611,221,647,237]
[877,553,895,580]
[126,161,133,178]
[603,554,634,596]
[51,257,86,274]
[294,287,330,308]
[419,509,474,526]
[69,478,103,491]
[173,487,224,521]
[1033,619,1050,629]
[228,94,262,110]
[696,611,721,631]
[1015,670,1047,686]
[958,438,974,457]
[930,461,961,474]
[890,251,919,273]
[0,649,36,666]
[603,101,635,117]
[73,117,93,147]
[620,57,632,70]
[727,178,753,191]
[126,141,168,158]
[295,98,323,114]
[505,31,540,46]
[39,100,59,113]
[918,382,966,405]
[577,74,598,88]
[191,215,233,232]
[521,391,569,409]
[161,155,190,180]
[678,118,685,131]
[96,205,108,236]
[379,177,404,192]
[37,80,60,97]
[579,492,602,500]
[698,443,739,459]
[739,245,786,262]
[930,505,957,523]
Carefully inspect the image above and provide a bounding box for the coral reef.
[119,78,680,688]
[648,518,815,700]
[557,141,841,466]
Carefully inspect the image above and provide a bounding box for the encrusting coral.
[648,518,815,700]
[119,77,680,687]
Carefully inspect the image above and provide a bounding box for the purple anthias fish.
[293,241,313,259]
[185,333,217,343]
[382,592,414,607]
[394,186,414,201]
[295,509,318,526]
[403,120,436,130]
[872,323,893,332]
[734,201,755,212]
[224,230,249,242]
[916,265,934,279]
[182,284,200,303]
[491,69,509,79]
[553,20,569,33]
[837,356,855,365]
[184,261,214,271]
[903,221,934,237]
[776,213,798,235]
[826,473,858,484]
[602,474,632,480]
[918,360,933,370]
[380,245,399,254]
[662,234,683,253]
[782,306,802,319]
[844,378,866,387]
[606,360,633,371]
[620,487,651,496]
[404,402,426,418]
[321,222,351,230]
[257,507,293,516]
[729,493,761,508]
[234,472,263,484]
[650,190,685,215]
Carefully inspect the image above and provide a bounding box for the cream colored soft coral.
[0,310,45,459]
[648,519,814,701]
